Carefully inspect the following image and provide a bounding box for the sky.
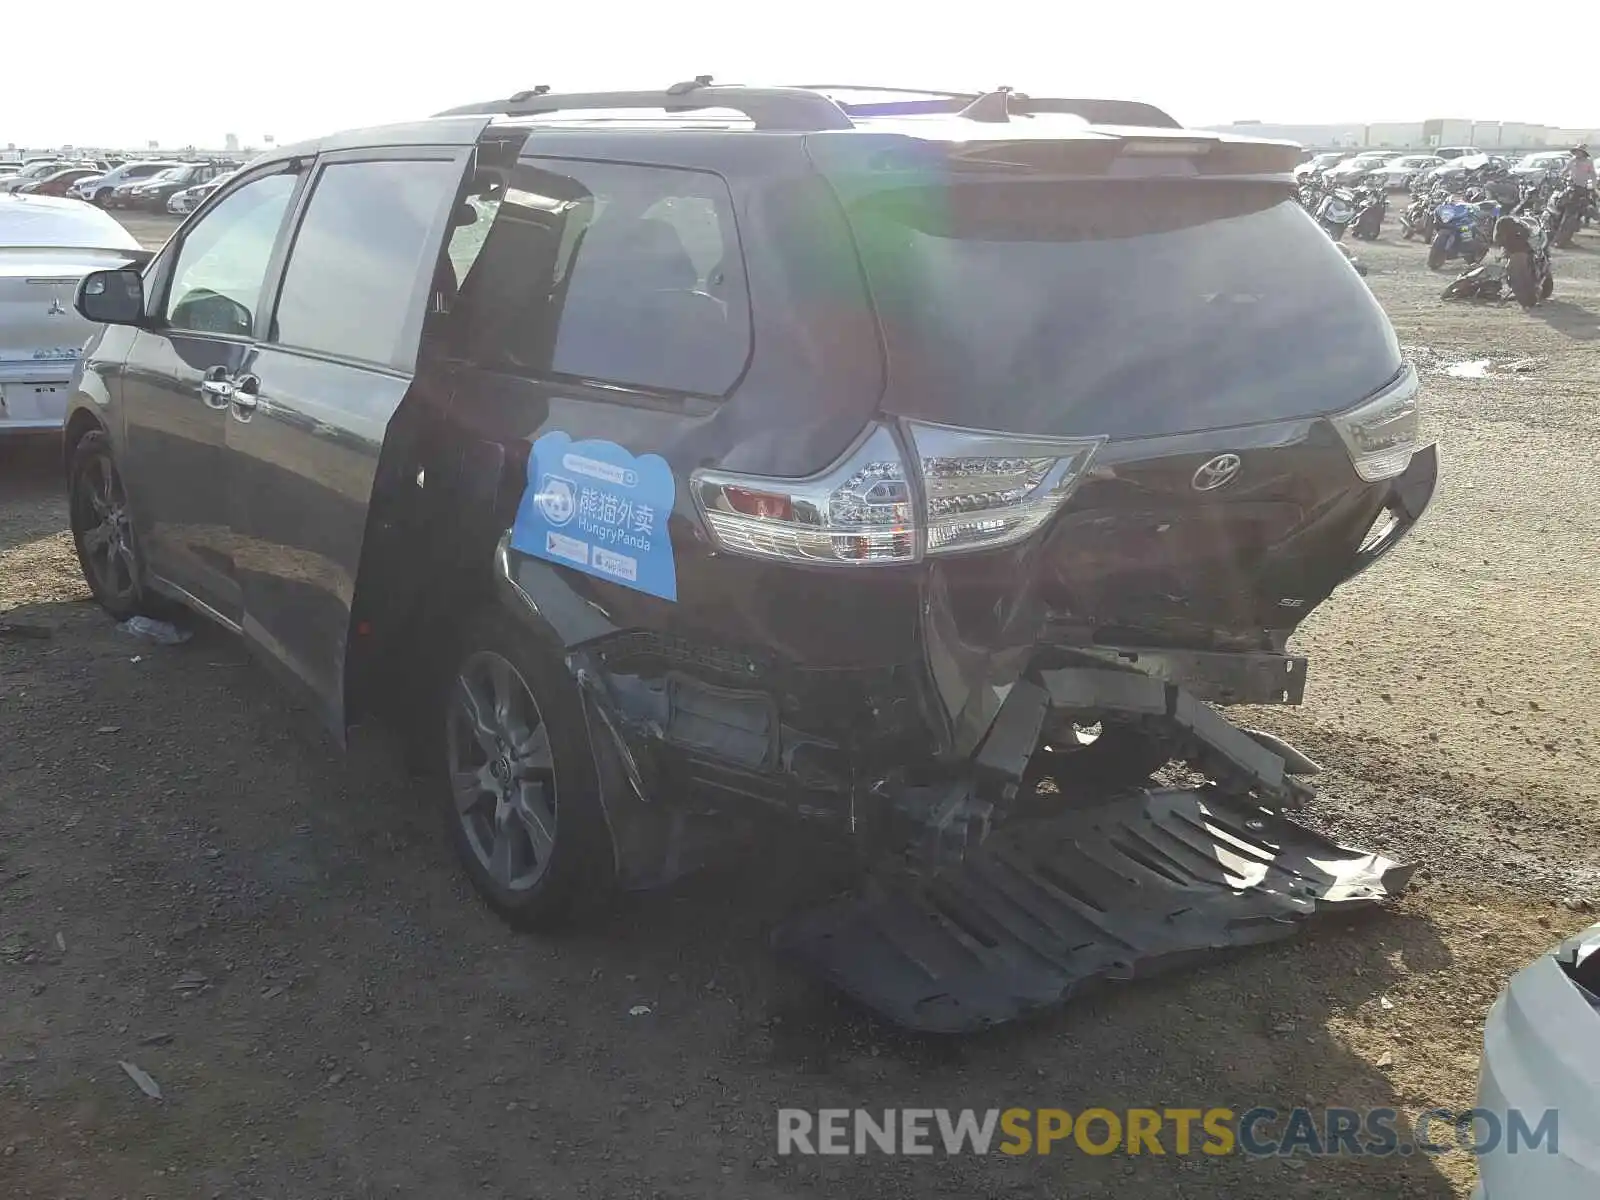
[7,0,1598,149]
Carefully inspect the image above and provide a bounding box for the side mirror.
[76,269,145,326]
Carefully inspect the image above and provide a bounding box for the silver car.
[0,195,148,433]
[1474,919,1600,1198]
[166,170,236,215]
[1365,154,1445,190]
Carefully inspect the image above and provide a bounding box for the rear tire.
[1507,252,1538,308]
[1540,269,1555,299]
[1555,211,1580,247]
[439,608,615,931]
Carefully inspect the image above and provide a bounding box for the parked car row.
[68,159,186,205]
[1297,148,1577,193]
[0,158,111,195]
[0,156,243,212]
[98,161,241,211]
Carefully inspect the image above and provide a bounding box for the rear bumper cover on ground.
[775,786,1412,1032]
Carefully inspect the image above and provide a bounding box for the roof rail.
[433,77,853,131]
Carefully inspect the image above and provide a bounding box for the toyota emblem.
[1191,453,1242,491]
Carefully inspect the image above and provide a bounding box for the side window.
[270,158,462,368]
[164,171,297,336]
[457,160,751,397]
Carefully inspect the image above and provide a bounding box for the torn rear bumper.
[775,786,1412,1033]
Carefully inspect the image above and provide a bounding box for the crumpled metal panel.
[774,787,1413,1033]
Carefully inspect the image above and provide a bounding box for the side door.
[226,148,470,732]
[117,165,302,625]
[443,155,755,635]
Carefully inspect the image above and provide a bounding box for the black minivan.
[65,83,1435,942]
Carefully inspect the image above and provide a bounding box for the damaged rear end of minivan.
[444,116,1433,1029]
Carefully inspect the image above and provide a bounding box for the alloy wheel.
[446,650,558,892]
[74,454,138,604]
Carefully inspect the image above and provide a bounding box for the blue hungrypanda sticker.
[510,432,678,602]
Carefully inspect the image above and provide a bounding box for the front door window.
[164,171,297,337]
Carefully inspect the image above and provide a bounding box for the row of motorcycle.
[1297,175,1388,242]
[1298,163,1594,308]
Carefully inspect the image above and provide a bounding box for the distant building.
[1549,127,1600,147]
[1204,116,1580,151]
[225,133,240,153]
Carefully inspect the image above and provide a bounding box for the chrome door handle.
[200,369,235,408]
[230,374,261,420]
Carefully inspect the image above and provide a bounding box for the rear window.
[454,160,750,397]
[842,180,1401,439]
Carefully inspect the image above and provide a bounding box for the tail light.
[1331,366,1421,482]
[693,421,1102,566]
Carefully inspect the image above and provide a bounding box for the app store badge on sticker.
[510,432,678,602]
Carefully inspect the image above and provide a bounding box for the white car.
[1325,152,1401,183]
[1510,151,1573,182]
[1474,920,1599,1198]
[70,160,185,206]
[1364,154,1445,189]
[0,195,148,434]
[1294,151,1350,179]
[166,170,236,215]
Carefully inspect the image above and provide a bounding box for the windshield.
[843,179,1401,439]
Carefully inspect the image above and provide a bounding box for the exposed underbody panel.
[774,787,1412,1033]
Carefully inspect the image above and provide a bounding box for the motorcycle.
[1545,182,1593,248]
[1428,197,1496,269]
[1399,184,1439,240]
[1351,187,1387,240]
[1441,213,1554,307]
[1316,186,1358,240]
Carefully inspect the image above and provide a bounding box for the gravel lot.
[2,210,1598,1200]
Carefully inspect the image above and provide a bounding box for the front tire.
[68,430,156,620]
[1427,232,1451,270]
[440,609,614,930]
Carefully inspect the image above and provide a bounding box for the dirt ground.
[3,209,1598,1200]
